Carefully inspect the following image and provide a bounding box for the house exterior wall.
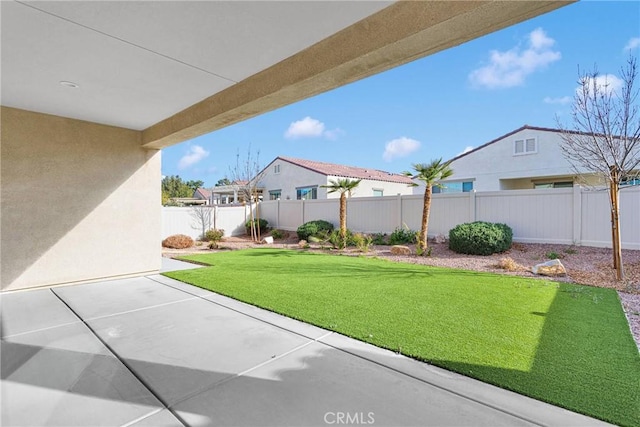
[1,107,161,291]
[259,160,328,200]
[258,159,412,200]
[326,175,413,198]
[444,128,596,191]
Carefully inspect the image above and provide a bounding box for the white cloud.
[178,145,209,170]
[324,128,345,141]
[382,137,421,162]
[284,116,343,140]
[285,117,325,139]
[578,74,623,96]
[543,96,571,105]
[624,37,640,52]
[456,146,474,157]
[469,28,561,89]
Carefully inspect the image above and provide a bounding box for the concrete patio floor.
[1,259,611,426]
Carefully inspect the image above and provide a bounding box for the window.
[274,164,281,174]
[534,181,573,189]
[621,177,640,186]
[514,138,537,155]
[373,189,384,197]
[269,190,281,200]
[433,181,474,194]
[296,186,317,200]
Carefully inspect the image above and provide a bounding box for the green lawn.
[164,249,640,426]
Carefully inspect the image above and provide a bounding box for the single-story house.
[419,125,638,194]
[258,156,414,200]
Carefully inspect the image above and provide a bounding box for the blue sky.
[162,1,640,187]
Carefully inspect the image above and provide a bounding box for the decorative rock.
[532,259,567,277]
[262,236,274,244]
[298,240,308,248]
[433,234,447,244]
[390,245,412,255]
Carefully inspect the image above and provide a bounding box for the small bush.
[371,233,388,245]
[448,221,513,255]
[271,229,286,240]
[353,233,373,253]
[297,220,334,241]
[328,229,354,249]
[564,247,578,255]
[546,251,564,260]
[245,218,269,234]
[204,228,224,242]
[497,257,519,272]
[388,226,417,245]
[162,234,194,249]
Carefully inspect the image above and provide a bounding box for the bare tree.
[190,205,213,241]
[557,56,640,280]
[228,146,267,241]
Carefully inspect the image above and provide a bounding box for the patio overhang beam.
[142,0,572,150]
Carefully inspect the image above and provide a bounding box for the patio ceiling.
[1,1,572,149]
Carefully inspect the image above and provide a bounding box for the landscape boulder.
[390,245,412,255]
[298,240,308,248]
[262,236,274,244]
[532,259,567,277]
[433,234,447,244]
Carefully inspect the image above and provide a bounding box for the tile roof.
[194,187,211,198]
[277,156,413,184]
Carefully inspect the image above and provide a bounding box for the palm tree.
[406,159,453,255]
[322,178,361,245]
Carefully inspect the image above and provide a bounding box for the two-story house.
[428,125,612,193]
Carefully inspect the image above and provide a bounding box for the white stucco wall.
[327,175,413,198]
[258,159,413,200]
[259,159,328,200]
[1,107,161,291]
[444,128,589,191]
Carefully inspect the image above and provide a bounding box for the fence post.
[469,190,477,222]
[276,200,280,228]
[573,185,582,246]
[301,199,305,225]
[397,194,403,229]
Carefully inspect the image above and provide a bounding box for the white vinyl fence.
[162,205,250,240]
[163,186,640,249]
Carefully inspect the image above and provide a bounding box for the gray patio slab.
[173,340,531,427]
[161,257,203,273]
[1,309,164,427]
[85,295,312,406]
[53,276,196,320]
[129,409,185,427]
[0,289,79,337]
[1,274,612,427]
[149,274,213,297]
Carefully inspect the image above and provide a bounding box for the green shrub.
[245,218,269,234]
[388,226,417,245]
[297,220,334,240]
[371,233,388,245]
[204,228,224,242]
[328,229,357,249]
[448,221,513,255]
[546,251,564,260]
[270,229,286,240]
[353,233,373,253]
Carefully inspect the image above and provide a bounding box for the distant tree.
[405,159,453,255]
[228,147,267,241]
[186,180,205,193]
[321,178,361,248]
[215,177,232,187]
[557,56,640,280]
[161,175,192,205]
